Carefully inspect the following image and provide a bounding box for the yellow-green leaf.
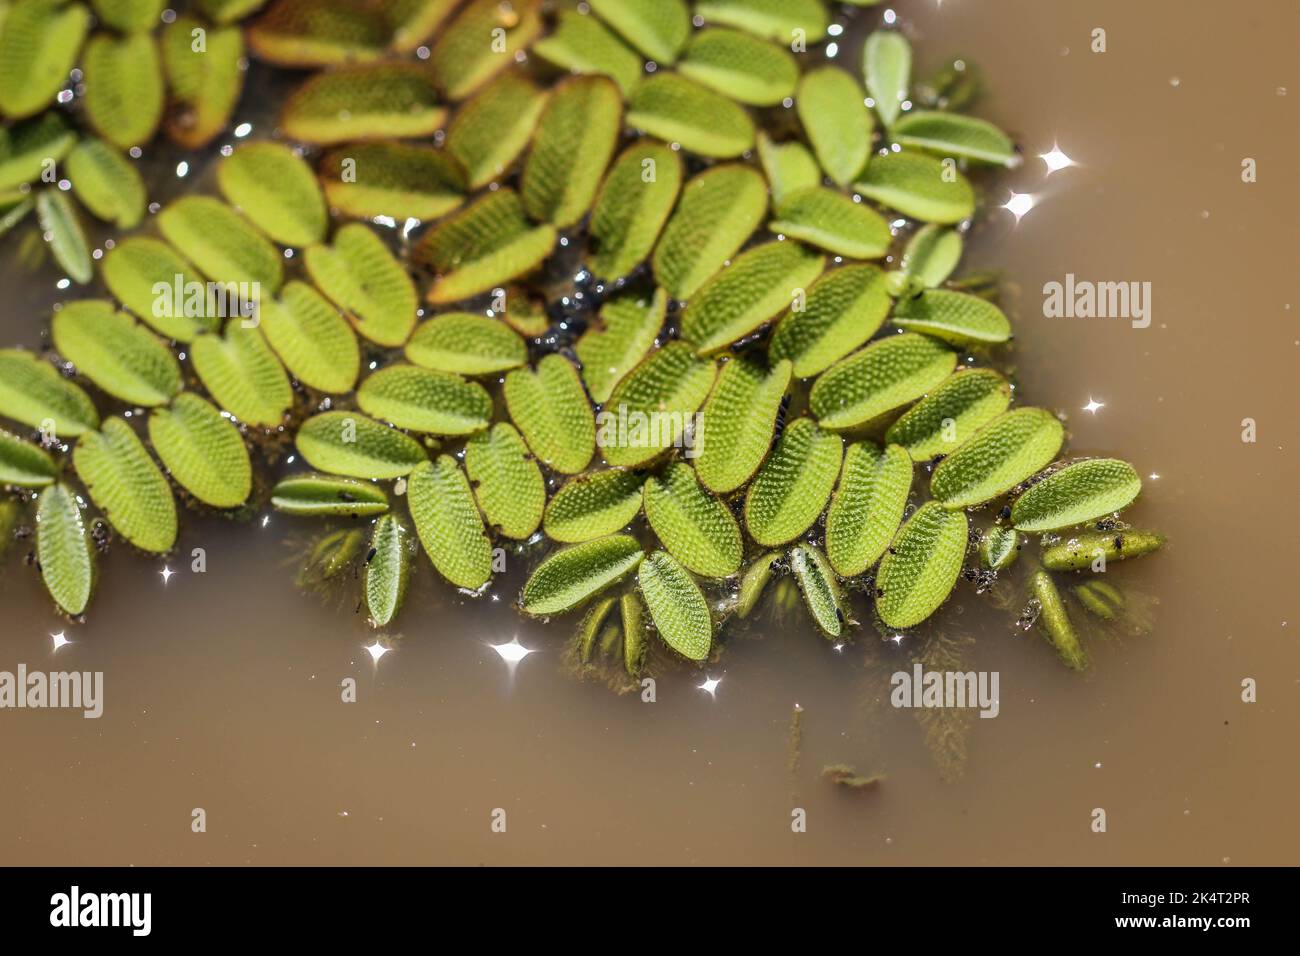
[90,0,163,34]
[589,142,682,282]
[637,549,711,660]
[797,67,872,188]
[196,0,268,24]
[521,533,644,616]
[744,417,841,547]
[0,427,58,487]
[791,543,844,638]
[897,223,962,289]
[876,501,967,629]
[100,237,219,342]
[36,482,95,615]
[652,163,766,299]
[695,0,828,44]
[503,353,594,474]
[824,441,911,577]
[532,9,642,96]
[319,141,465,220]
[626,72,754,158]
[930,408,1065,508]
[405,312,526,377]
[521,75,621,228]
[465,422,544,539]
[190,322,293,426]
[0,348,99,437]
[863,30,910,128]
[357,364,492,436]
[51,300,182,406]
[246,0,389,67]
[735,550,779,618]
[365,512,411,627]
[854,150,975,224]
[73,416,177,553]
[979,525,1019,571]
[1011,459,1142,533]
[297,410,427,479]
[0,113,76,190]
[884,368,1011,461]
[1041,529,1165,571]
[575,288,665,403]
[770,186,891,260]
[621,590,646,676]
[65,139,145,229]
[543,467,644,543]
[161,16,246,149]
[694,354,790,494]
[679,27,796,106]
[271,473,389,516]
[384,0,460,53]
[809,332,956,431]
[892,289,1012,345]
[281,62,447,144]
[82,32,164,149]
[407,454,494,590]
[601,342,716,468]
[756,132,821,209]
[643,461,742,578]
[35,189,92,284]
[147,392,251,508]
[304,222,415,346]
[428,0,541,101]
[892,110,1017,167]
[157,196,284,294]
[769,264,892,378]
[257,281,360,394]
[217,142,328,247]
[1030,569,1086,670]
[0,0,90,119]
[445,70,548,190]
[590,0,688,64]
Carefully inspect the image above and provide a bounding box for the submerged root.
[912,632,975,782]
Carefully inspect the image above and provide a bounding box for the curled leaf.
[979,525,1019,571]
[791,543,844,638]
[694,355,791,494]
[1030,570,1086,670]
[271,473,389,517]
[357,364,492,436]
[621,591,647,676]
[809,332,956,431]
[405,312,526,377]
[854,150,975,225]
[281,62,447,144]
[637,549,711,660]
[36,483,95,616]
[73,416,178,554]
[504,354,595,474]
[464,422,544,539]
[589,142,683,282]
[825,441,912,577]
[1011,459,1142,532]
[365,513,411,627]
[769,264,892,378]
[626,72,755,159]
[304,222,416,347]
[0,348,100,437]
[0,113,76,190]
[575,289,666,403]
[930,408,1065,508]
[35,190,92,285]
[744,417,842,547]
[217,142,328,247]
[884,368,1012,461]
[735,550,779,618]
[190,323,292,427]
[875,501,967,629]
[296,411,427,479]
[797,67,872,188]
[258,281,361,394]
[521,534,644,616]
[147,393,252,508]
[51,301,182,407]
[407,455,494,590]
[643,461,742,578]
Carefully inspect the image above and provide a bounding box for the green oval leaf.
[503,354,594,474]
[769,187,891,259]
[637,549,711,660]
[281,62,448,144]
[161,16,245,149]
[679,27,798,106]
[643,461,742,578]
[465,422,544,539]
[652,163,766,299]
[305,223,416,347]
[157,196,284,294]
[52,301,182,406]
[190,323,292,426]
[0,427,59,487]
[36,189,92,284]
[892,110,1017,167]
[590,0,688,64]
[297,411,426,479]
[589,142,683,282]
[863,30,910,128]
[521,75,622,228]
[575,289,665,403]
[414,189,557,304]
[744,417,842,547]
[897,223,962,289]
[695,0,828,44]
[769,264,892,378]
[1011,459,1143,533]
[428,0,541,101]
[319,141,464,220]
[543,467,644,543]
[930,408,1065,508]
[756,132,821,209]
[825,441,912,577]
[407,454,494,590]
[0,348,99,437]
[100,238,219,342]
[681,240,825,355]
[196,0,267,24]
[577,594,617,663]
[854,150,975,224]
[365,513,411,628]
[36,482,95,616]
[694,354,791,494]
[979,525,1019,571]
[809,332,956,431]
[521,533,644,616]
[884,368,1012,461]
[73,416,177,553]
[0,113,77,190]
[217,142,328,247]
[405,312,526,377]
[791,543,844,638]
[735,550,779,618]
[1030,569,1086,670]
[91,0,164,36]
[270,473,389,517]
[246,0,389,67]
[147,393,251,508]
[621,590,647,676]
[82,32,164,149]
[602,342,716,468]
[876,502,967,629]
[65,139,145,229]
[445,70,548,190]
[1041,529,1165,571]
[533,9,642,96]
[386,0,459,52]
[258,281,360,394]
[0,0,90,119]
[626,72,755,159]
[892,289,1011,345]
[797,67,872,188]
[357,364,492,436]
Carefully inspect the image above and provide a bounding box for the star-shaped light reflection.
[364,641,390,664]
[698,676,722,697]
[1082,397,1105,414]
[490,637,535,663]
[1039,143,1077,174]
[159,565,175,585]
[1002,192,1037,223]
[51,631,71,651]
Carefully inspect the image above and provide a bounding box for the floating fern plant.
[0,0,1165,680]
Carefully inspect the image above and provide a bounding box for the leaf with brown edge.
[161,15,244,149]
[532,9,642,96]
[809,333,956,432]
[281,62,447,145]
[626,72,754,159]
[246,0,389,68]
[446,70,548,190]
[319,142,465,221]
[428,0,542,102]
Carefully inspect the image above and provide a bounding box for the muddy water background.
[2,0,1298,865]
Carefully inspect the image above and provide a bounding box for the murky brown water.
[2,0,1298,865]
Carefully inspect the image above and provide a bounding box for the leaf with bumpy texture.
[626,73,755,159]
[196,0,267,23]
[897,224,962,289]
[365,513,410,627]
[0,113,77,190]
[217,142,328,247]
[246,0,388,67]
[791,543,844,638]
[91,0,164,35]
[161,16,244,149]
[258,281,360,394]
[147,393,251,508]
[681,241,825,355]
[357,365,492,436]
[589,142,682,282]
[0,0,90,119]
[533,10,642,96]
[876,502,967,629]
[621,591,647,676]
[37,483,95,616]
[100,238,219,342]
[36,190,92,285]
[825,441,912,577]
[885,369,1011,461]
[305,223,415,347]
[797,67,872,188]
[503,354,594,475]
[756,133,821,209]
[521,534,644,616]
[695,0,828,43]
[405,313,526,378]
[52,301,182,407]
[465,422,544,540]
[694,355,790,494]
[522,76,622,228]
[190,323,292,427]
[1011,459,1142,532]
[445,71,548,190]
[679,27,798,106]
[1030,570,1086,670]
[0,349,99,437]
[575,289,665,403]
[930,408,1064,508]
[735,550,779,618]
[0,428,59,487]
[1041,529,1165,571]
[863,30,910,128]
[590,0,688,64]
[281,62,447,144]
[297,411,426,479]
[892,110,1017,167]
[892,289,1012,345]
[979,525,1019,571]
[602,343,716,468]
[744,417,842,547]
[82,32,165,149]
[638,550,711,660]
[407,455,494,590]
[643,462,742,578]
[769,265,892,378]
[74,417,178,554]
[809,332,956,431]
[543,468,644,543]
[271,473,388,517]
[428,0,541,101]
[652,164,766,300]
[385,0,459,52]
[769,187,891,259]
[158,196,284,294]
[854,150,975,225]
[65,139,145,229]
[319,142,464,221]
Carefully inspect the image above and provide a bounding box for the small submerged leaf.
[577,595,617,663]
[544,468,644,543]
[0,348,100,437]
[246,0,389,67]
[100,238,219,342]
[791,543,844,638]
[769,264,892,378]
[305,222,416,347]
[36,483,95,616]
[296,411,427,479]
[1011,459,1142,532]
[271,473,389,517]
[589,142,682,282]
[854,150,975,225]
[0,0,91,119]
[626,72,755,159]
[281,62,447,144]
[357,364,492,436]
[1030,570,1086,670]
[809,333,956,431]
[428,0,541,101]
[74,416,178,554]
[35,190,92,285]
[532,10,642,96]
[258,281,361,394]
[405,313,526,377]
[892,289,1012,345]
[51,301,182,407]
[744,417,842,547]
[892,110,1017,167]
[863,30,911,128]
[884,368,1012,461]
[797,67,873,188]
[695,0,828,44]
[621,591,647,676]
[679,27,798,106]
[825,441,912,577]
[521,534,644,616]
[217,142,328,248]
[638,550,711,660]
[735,550,779,618]
[65,139,145,229]
[694,355,791,494]
[0,427,59,487]
[445,70,548,190]
[465,422,544,539]
[875,501,967,629]
[1041,529,1165,571]
[643,462,742,578]
[681,240,825,355]
[415,189,557,304]
[157,196,284,294]
[930,408,1065,508]
[575,289,665,403]
[521,75,622,228]
[590,0,689,64]
[147,393,252,508]
[756,133,821,208]
[82,32,165,149]
[504,354,595,474]
[319,142,464,220]
[190,323,292,426]
[652,163,767,300]
[365,513,411,628]
[161,16,245,149]
[769,187,891,259]
[602,342,717,468]
[407,455,494,590]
